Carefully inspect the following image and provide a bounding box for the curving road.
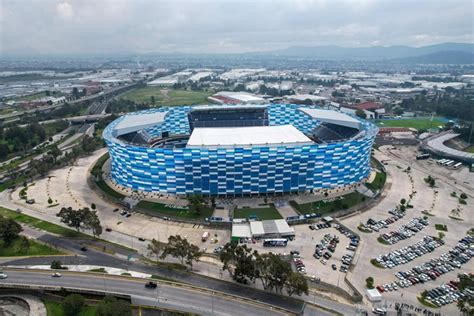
[0,268,297,316]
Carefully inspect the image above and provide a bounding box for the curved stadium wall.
[103,104,378,196]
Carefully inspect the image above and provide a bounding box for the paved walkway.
[0,294,47,316]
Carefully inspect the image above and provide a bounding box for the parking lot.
[342,146,474,314]
[249,221,359,294]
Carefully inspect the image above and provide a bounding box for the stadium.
[103,104,378,196]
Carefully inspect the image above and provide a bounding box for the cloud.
[56,2,74,19]
[0,0,472,55]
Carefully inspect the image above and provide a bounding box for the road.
[0,268,292,316]
[1,227,308,314]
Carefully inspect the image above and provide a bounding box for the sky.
[0,0,473,56]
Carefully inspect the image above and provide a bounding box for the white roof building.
[186,125,313,148]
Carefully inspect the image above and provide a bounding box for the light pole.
[211,291,215,315]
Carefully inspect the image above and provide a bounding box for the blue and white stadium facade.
[103,104,378,196]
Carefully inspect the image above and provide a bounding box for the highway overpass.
[0,268,306,316]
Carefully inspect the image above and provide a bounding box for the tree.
[438,232,445,240]
[219,242,259,284]
[455,273,474,315]
[85,210,102,237]
[62,294,85,316]
[97,296,131,316]
[460,193,468,199]
[0,143,9,160]
[56,207,102,236]
[0,216,22,246]
[400,198,406,205]
[48,198,53,204]
[51,260,64,269]
[160,235,202,269]
[355,109,366,119]
[285,272,308,296]
[57,207,87,231]
[393,107,404,115]
[147,238,164,265]
[48,145,62,163]
[72,87,80,99]
[187,195,206,215]
[91,203,96,210]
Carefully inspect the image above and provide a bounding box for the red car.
[376,285,384,293]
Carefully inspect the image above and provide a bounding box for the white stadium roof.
[300,108,360,130]
[187,125,313,148]
[426,133,474,161]
[114,112,168,136]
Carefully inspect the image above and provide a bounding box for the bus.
[263,238,288,247]
[416,153,430,160]
[437,159,448,165]
[445,160,456,167]
[453,162,463,170]
[441,159,452,166]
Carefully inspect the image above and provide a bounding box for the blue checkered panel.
[103,104,378,196]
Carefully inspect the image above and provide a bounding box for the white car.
[0,272,7,279]
[51,272,62,277]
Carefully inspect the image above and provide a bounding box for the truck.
[201,231,210,242]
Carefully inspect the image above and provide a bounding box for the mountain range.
[265,42,474,63]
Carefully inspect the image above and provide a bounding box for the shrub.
[460,193,467,199]
[366,277,374,289]
[459,199,467,205]
[51,260,66,269]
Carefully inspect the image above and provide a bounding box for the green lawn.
[95,180,125,200]
[376,117,445,130]
[464,146,474,153]
[135,200,213,220]
[290,192,365,215]
[43,299,98,316]
[120,87,212,105]
[233,204,283,220]
[0,206,86,238]
[365,172,387,191]
[0,237,64,257]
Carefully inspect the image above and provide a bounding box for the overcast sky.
[1,0,473,56]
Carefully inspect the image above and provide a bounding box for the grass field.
[16,90,65,102]
[43,299,98,316]
[121,87,212,106]
[464,146,474,153]
[0,206,86,238]
[95,180,126,200]
[376,117,445,130]
[136,200,213,220]
[365,171,387,191]
[233,204,283,220]
[290,192,365,215]
[0,237,64,256]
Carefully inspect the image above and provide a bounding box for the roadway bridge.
[0,268,307,316]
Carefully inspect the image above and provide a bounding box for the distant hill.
[394,50,474,64]
[268,42,474,62]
